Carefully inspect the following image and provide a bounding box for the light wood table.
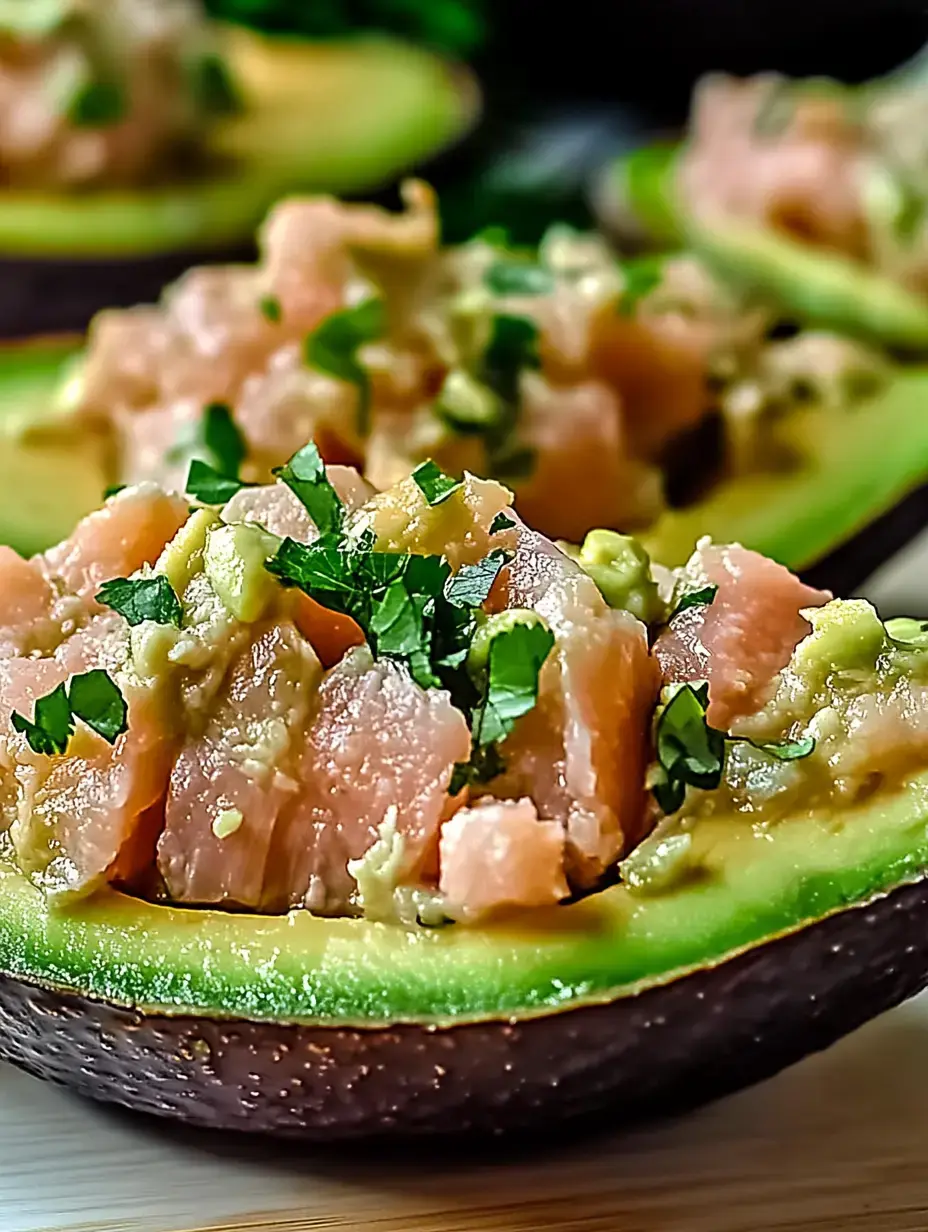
[4,536,928,1232]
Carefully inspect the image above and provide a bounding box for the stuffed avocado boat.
[595,68,928,355]
[2,444,928,1138]
[6,179,928,593]
[0,0,478,336]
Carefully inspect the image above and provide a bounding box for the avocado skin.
[0,249,253,339]
[1,877,926,1140]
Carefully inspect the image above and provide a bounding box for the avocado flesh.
[3,769,928,1024]
[598,146,928,352]
[0,26,479,260]
[0,336,103,558]
[642,365,928,574]
[3,337,928,579]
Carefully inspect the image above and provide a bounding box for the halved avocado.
[0,26,479,337]
[594,145,928,354]
[3,769,928,1137]
[2,336,928,595]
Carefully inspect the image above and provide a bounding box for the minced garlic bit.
[212,808,243,840]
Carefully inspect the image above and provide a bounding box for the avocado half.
[594,145,928,355]
[3,335,928,593]
[0,25,479,338]
[3,770,928,1138]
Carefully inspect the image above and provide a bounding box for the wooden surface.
[3,537,928,1232]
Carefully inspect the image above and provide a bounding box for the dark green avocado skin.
[1,878,927,1140]
[0,249,253,339]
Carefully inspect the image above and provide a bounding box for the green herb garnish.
[650,682,815,815]
[667,584,718,621]
[258,294,282,323]
[185,459,246,505]
[617,256,664,316]
[201,402,246,478]
[411,460,462,507]
[273,441,344,536]
[190,51,242,116]
[103,484,126,500]
[490,512,515,534]
[470,619,554,748]
[305,297,385,434]
[68,79,126,127]
[484,260,555,298]
[96,576,183,628]
[444,549,509,608]
[12,670,128,755]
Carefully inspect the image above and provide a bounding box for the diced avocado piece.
[203,520,280,622]
[790,599,887,689]
[156,508,221,597]
[593,141,684,249]
[574,529,667,624]
[0,28,480,259]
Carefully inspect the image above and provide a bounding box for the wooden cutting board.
[3,538,928,1232]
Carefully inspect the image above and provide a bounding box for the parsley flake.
[305,297,385,434]
[11,670,127,756]
[273,441,344,536]
[201,402,246,478]
[668,584,718,621]
[185,459,247,505]
[411,460,462,507]
[68,79,126,127]
[444,549,509,609]
[470,618,555,749]
[96,575,183,628]
[258,294,282,323]
[617,256,664,316]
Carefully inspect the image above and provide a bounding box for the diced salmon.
[157,620,322,908]
[0,548,56,658]
[41,484,189,604]
[439,798,569,921]
[6,613,174,900]
[491,527,661,883]
[653,541,830,729]
[511,374,662,542]
[264,646,471,915]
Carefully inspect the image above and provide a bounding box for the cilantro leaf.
[190,51,242,117]
[481,313,540,406]
[11,670,127,755]
[668,584,718,621]
[484,260,555,298]
[444,549,509,609]
[259,294,282,323]
[96,576,183,628]
[103,484,126,500]
[201,402,246,479]
[305,297,385,434]
[449,743,505,795]
[651,682,815,815]
[411,460,462,507]
[69,79,126,127]
[273,441,344,536]
[68,670,128,744]
[185,459,247,505]
[617,256,664,316]
[11,682,73,755]
[471,619,555,748]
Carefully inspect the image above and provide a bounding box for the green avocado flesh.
[602,147,928,352]
[4,338,928,569]
[2,770,928,1025]
[0,336,103,558]
[0,27,478,258]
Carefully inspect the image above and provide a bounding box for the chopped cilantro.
[305,297,385,434]
[103,484,126,500]
[273,441,344,536]
[258,294,282,323]
[667,584,718,621]
[411,460,462,507]
[490,512,515,534]
[470,619,554,749]
[444,549,510,609]
[68,670,128,744]
[484,260,555,298]
[68,79,126,127]
[185,459,247,505]
[481,313,540,405]
[189,51,242,117]
[11,670,127,755]
[617,256,664,316]
[650,682,815,815]
[11,682,72,756]
[201,402,246,479]
[96,576,183,628]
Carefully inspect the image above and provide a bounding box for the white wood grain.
[1,542,927,1232]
